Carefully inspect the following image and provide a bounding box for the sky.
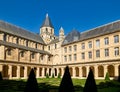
[0,0,120,36]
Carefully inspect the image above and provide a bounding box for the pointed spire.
[41,13,54,28]
[60,27,64,31]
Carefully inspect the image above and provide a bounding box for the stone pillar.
[17,66,20,79]
[0,33,4,40]
[79,67,82,79]
[72,67,75,78]
[104,65,108,78]
[115,64,119,78]
[8,65,12,79]
[61,67,64,77]
[24,66,27,78]
[94,65,98,79]
[36,67,40,78]
[0,45,5,60]
[15,48,19,61]
[36,53,40,63]
[86,66,89,77]
[57,68,59,76]
[42,67,45,78]
[27,51,31,62]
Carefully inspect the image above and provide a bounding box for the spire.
[41,13,54,28]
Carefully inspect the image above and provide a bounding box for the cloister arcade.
[1,63,120,79]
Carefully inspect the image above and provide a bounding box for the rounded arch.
[75,67,79,77]
[82,66,86,77]
[98,65,104,77]
[20,66,24,77]
[108,65,114,77]
[12,66,17,77]
[69,67,73,76]
[89,66,95,75]
[2,65,9,78]
[27,67,31,76]
[39,68,42,76]
[54,68,57,76]
[49,68,51,76]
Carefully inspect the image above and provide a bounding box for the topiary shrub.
[24,68,39,92]
[52,73,55,78]
[83,68,98,92]
[59,66,74,92]
[46,73,49,78]
[105,72,110,81]
[0,72,3,81]
[57,73,61,78]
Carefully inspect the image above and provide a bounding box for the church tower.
[59,27,65,41]
[40,14,55,44]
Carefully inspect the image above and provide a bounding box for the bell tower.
[40,14,55,44]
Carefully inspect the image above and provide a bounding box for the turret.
[40,14,55,44]
[59,27,65,41]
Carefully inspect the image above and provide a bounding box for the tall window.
[7,49,11,55]
[105,49,109,57]
[88,51,92,59]
[114,47,119,56]
[114,35,119,43]
[69,55,72,61]
[74,54,77,61]
[16,38,19,44]
[55,44,57,49]
[88,41,92,48]
[69,46,72,52]
[48,46,50,50]
[96,50,100,58]
[64,47,67,53]
[21,51,24,57]
[4,34,6,41]
[96,40,100,47]
[81,43,85,49]
[81,53,85,59]
[31,53,35,59]
[74,45,77,51]
[104,37,109,45]
[64,55,67,62]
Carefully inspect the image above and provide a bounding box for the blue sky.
[0,0,120,35]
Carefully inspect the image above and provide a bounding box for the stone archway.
[75,67,79,77]
[90,66,95,75]
[108,65,114,77]
[49,68,51,76]
[27,67,31,76]
[82,67,86,77]
[69,67,73,76]
[12,66,17,77]
[55,68,57,76]
[39,68,42,76]
[2,65,9,78]
[98,65,104,77]
[20,66,24,77]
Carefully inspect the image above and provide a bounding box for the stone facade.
[0,14,120,79]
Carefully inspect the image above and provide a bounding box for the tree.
[58,66,74,92]
[105,72,110,81]
[24,68,39,92]
[83,68,97,92]
[0,72,3,80]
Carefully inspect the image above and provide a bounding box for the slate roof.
[0,40,51,55]
[41,14,54,28]
[62,20,120,45]
[0,20,45,44]
[49,38,59,44]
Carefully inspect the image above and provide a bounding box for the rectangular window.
[74,45,77,51]
[48,46,50,50]
[96,40,100,47]
[88,51,92,59]
[104,37,109,45]
[32,53,35,59]
[96,50,100,58]
[55,44,57,49]
[74,54,77,61]
[82,43,85,49]
[64,47,67,53]
[64,55,67,62]
[7,49,11,56]
[16,38,19,44]
[105,49,109,57]
[81,53,85,59]
[114,35,119,43]
[21,51,24,57]
[88,41,92,48]
[69,55,72,61]
[114,47,119,56]
[69,46,72,52]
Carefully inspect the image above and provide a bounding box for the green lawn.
[0,78,120,92]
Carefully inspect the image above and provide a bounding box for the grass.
[0,78,120,92]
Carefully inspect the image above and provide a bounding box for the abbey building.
[0,14,120,79]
